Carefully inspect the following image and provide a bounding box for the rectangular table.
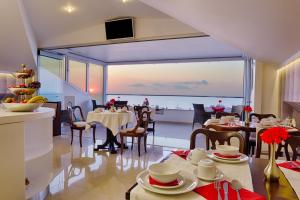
[126,156,298,200]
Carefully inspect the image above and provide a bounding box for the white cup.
[187,148,206,164]
[197,159,217,180]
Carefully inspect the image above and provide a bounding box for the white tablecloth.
[86,111,136,136]
[130,154,253,200]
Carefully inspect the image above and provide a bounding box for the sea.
[106,94,243,110]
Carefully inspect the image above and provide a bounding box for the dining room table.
[126,150,300,200]
[86,109,136,154]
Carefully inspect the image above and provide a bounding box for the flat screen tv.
[105,18,134,40]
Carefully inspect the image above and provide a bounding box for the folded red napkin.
[214,152,241,159]
[194,180,266,200]
[172,150,190,160]
[148,176,179,187]
[278,161,300,172]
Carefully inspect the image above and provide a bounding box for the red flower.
[109,99,116,104]
[260,127,289,144]
[244,106,252,113]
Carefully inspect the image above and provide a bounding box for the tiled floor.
[43,122,205,200]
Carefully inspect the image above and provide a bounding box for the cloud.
[130,80,209,90]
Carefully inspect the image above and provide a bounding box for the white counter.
[0,107,55,200]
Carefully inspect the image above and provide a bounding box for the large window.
[69,60,87,92]
[107,60,245,109]
[88,63,104,102]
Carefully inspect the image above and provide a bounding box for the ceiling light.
[63,5,76,13]
[122,0,129,3]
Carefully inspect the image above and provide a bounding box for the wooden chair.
[250,113,276,121]
[275,131,300,161]
[67,106,96,147]
[92,100,105,110]
[192,104,211,129]
[216,112,240,119]
[115,101,128,107]
[42,101,62,136]
[133,106,156,135]
[190,128,245,153]
[120,111,151,156]
[231,105,244,119]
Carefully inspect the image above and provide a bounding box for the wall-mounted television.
[105,18,134,40]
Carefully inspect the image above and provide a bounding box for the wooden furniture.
[133,106,156,135]
[190,128,244,153]
[216,112,240,119]
[120,111,151,156]
[231,105,244,119]
[278,132,300,161]
[115,100,128,107]
[192,104,211,129]
[67,106,96,147]
[204,122,256,155]
[92,99,105,110]
[250,113,276,121]
[42,101,62,136]
[125,157,298,200]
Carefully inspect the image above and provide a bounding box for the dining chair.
[115,100,128,107]
[231,105,244,119]
[67,106,96,147]
[190,128,245,153]
[133,105,156,136]
[250,113,276,122]
[92,99,105,111]
[216,112,240,119]
[275,131,300,161]
[120,111,151,156]
[192,104,211,129]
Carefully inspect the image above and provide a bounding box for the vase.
[245,112,250,126]
[264,143,280,182]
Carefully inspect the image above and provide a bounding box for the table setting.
[128,145,268,200]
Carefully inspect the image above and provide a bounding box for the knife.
[223,182,229,200]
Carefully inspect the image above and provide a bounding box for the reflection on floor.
[45,122,205,200]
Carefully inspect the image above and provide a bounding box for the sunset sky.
[107,60,244,97]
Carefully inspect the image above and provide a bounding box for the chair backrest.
[193,104,205,114]
[216,112,240,119]
[231,105,243,117]
[115,101,128,107]
[71,106,85,122]
[193,104,208,124]
[115,104,129,110]
[133,106,150,118]
[284,132,300,161]
[131,111,151,133]
[92,100,105,110]
[250,113,276,122]
[190,128,244,153]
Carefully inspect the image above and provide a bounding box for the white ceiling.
[23,0,170,43]
[51,36,243,63]
[140,0,300,64]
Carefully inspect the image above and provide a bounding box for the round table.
[86,110,136,153]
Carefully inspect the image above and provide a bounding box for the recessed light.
[63,5,76,13]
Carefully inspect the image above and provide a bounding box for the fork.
[214,180,222,200]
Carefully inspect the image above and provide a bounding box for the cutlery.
[214,180,222,200]
[230,179,242,200]
[223,182,229,200]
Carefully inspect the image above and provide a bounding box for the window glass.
[88,63,104,103]
[69,60,87,92]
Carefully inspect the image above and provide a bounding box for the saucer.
[213,152,242,160]
[150,175,185,189]
[193,169,224,182]
[207,152,249,163]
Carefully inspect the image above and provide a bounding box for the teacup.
[187,148,206,164]
[197,159,217,180]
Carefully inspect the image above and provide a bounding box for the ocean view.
[106,94,243,110]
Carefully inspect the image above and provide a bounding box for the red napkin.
[214,152,241,159]
[148,176,179,187]
[278,161,300,172]
[194,180,266,200]
[172,150,190,160]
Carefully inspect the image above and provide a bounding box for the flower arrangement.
[243,105,252,113]
[260,127,289,182]
[260,127,289,144]
[211,99,224,113]
[105,98,116,109]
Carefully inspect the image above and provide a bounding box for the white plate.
[137,170,198,195]
[150,174,185,189]
[193,169,224,182]
[213,153,242,160]
[206,152,248,163]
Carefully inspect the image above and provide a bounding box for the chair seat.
[73,121,87,127]
[120,127,145,134]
